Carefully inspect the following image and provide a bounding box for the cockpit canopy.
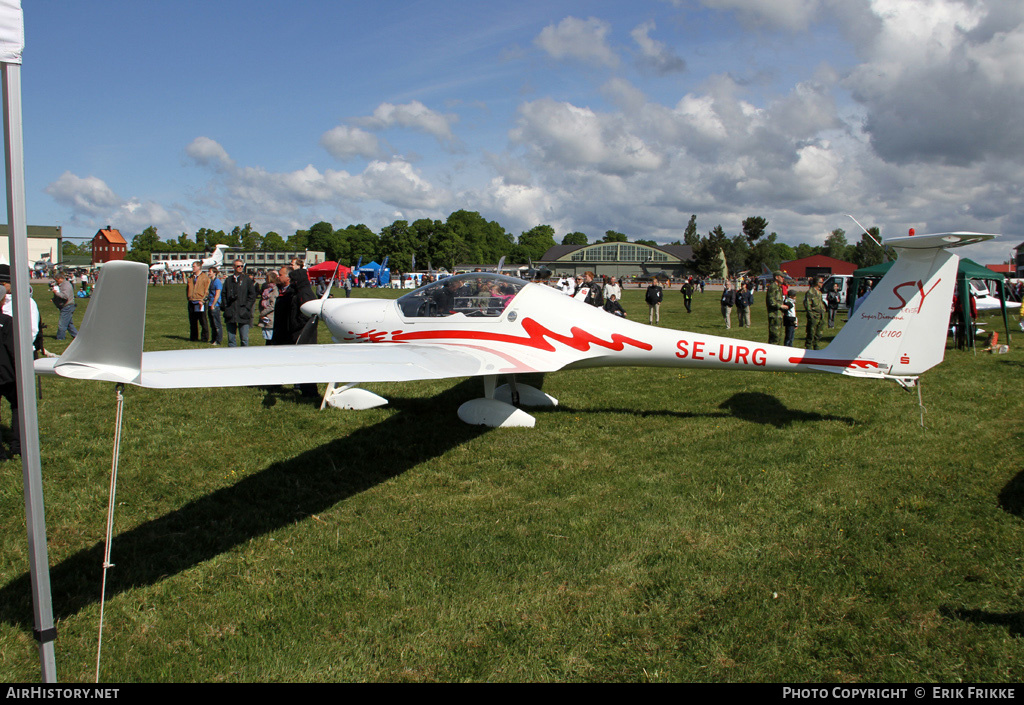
[397,273,527,318]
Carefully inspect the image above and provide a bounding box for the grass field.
[0,281,1021,682]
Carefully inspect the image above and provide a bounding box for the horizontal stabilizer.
[883,232,998,249]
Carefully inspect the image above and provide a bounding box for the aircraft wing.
[30,260,572,390]
[35,341,557,389]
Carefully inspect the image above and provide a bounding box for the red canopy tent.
[307,261,351,280]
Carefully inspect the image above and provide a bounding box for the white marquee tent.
[0,0,58,682]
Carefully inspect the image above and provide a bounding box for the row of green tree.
[110,212,558,273]
[683,216,894,277]
[67,211,894,275]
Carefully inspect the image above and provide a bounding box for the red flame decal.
[390,317,652,353]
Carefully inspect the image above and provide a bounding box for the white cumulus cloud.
[480,178,558,232]
[631,21,686,74]
[45,172,122,215]
[189,139,449,220]
[320,125,382,161]
[185,136,235,172]
[44,171,188,234]
[356,100,459,149]
[534,16,620,68]
[845,0,1024,165]
[359,160,449,209]
[511,98,664,175]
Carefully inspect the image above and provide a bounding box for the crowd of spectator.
[547,270,850,349]
[181,257,322,397]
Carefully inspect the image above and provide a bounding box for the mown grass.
[0,282,1021,682]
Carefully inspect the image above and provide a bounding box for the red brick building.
[781,255,857,279]
[91,226,126,265]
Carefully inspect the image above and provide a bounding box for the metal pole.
[3,60,57,682]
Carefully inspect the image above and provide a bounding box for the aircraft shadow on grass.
[936,470,1024,639]
[719,392,855,428]
[940,606,1023,638]
[526,392,855,428]
[159,334,207,343]
[0,379,494,631]
[998,469,1024,518]
[0,386,848,630]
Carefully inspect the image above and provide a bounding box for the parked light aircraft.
[753,264,795,283]
[969,279,1004,311]
[148,244,230,273]
[36,232,994,427]
[636,259,674,283]
[518,258,552,281]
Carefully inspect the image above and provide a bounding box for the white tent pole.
[3,60,57,683]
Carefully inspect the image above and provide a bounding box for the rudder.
[824,237,963,378]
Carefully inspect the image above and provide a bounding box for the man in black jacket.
[645,278,663,324]
[0,265,20,458]
[271,266,319,399]
[222,259,257,347]
[721,281,736,329]
[736,283,753,328]
[680,279,694,313]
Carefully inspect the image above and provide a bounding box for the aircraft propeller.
[297,262,341,345]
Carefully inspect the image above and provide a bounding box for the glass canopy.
[397,272,527,318]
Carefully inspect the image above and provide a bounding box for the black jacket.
[289,269,317,344]
[0,313,16,386]
[271,285,295,345]
[222,273,257,325]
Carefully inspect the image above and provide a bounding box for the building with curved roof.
[538,242,695,281]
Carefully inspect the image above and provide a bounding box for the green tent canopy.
[852,258,1011,347]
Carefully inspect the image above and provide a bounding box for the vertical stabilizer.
[820,232,993,377]
[826,247,956,376]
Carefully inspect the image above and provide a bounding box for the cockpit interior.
[397,273,527,318]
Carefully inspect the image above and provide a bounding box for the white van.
[821,274,854,311]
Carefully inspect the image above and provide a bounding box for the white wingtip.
[38,260,148,385]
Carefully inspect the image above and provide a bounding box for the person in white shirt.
[1,274,39,341]
[603,276,621,302]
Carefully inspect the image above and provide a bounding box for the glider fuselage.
[314,273,889,378]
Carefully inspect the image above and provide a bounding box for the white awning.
[0,0,22,65]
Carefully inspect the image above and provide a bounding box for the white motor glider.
[37,232,994,427]
[148,243,230,274]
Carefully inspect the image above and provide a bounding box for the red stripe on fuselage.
[787,356,879,369]
[391,317,652,353]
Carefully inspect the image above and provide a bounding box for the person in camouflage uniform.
[803,276,825,350]
[766,271,789,344]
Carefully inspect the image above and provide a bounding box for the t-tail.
[804,232,995,381]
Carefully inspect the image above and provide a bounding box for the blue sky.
[19,0,1024,264]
